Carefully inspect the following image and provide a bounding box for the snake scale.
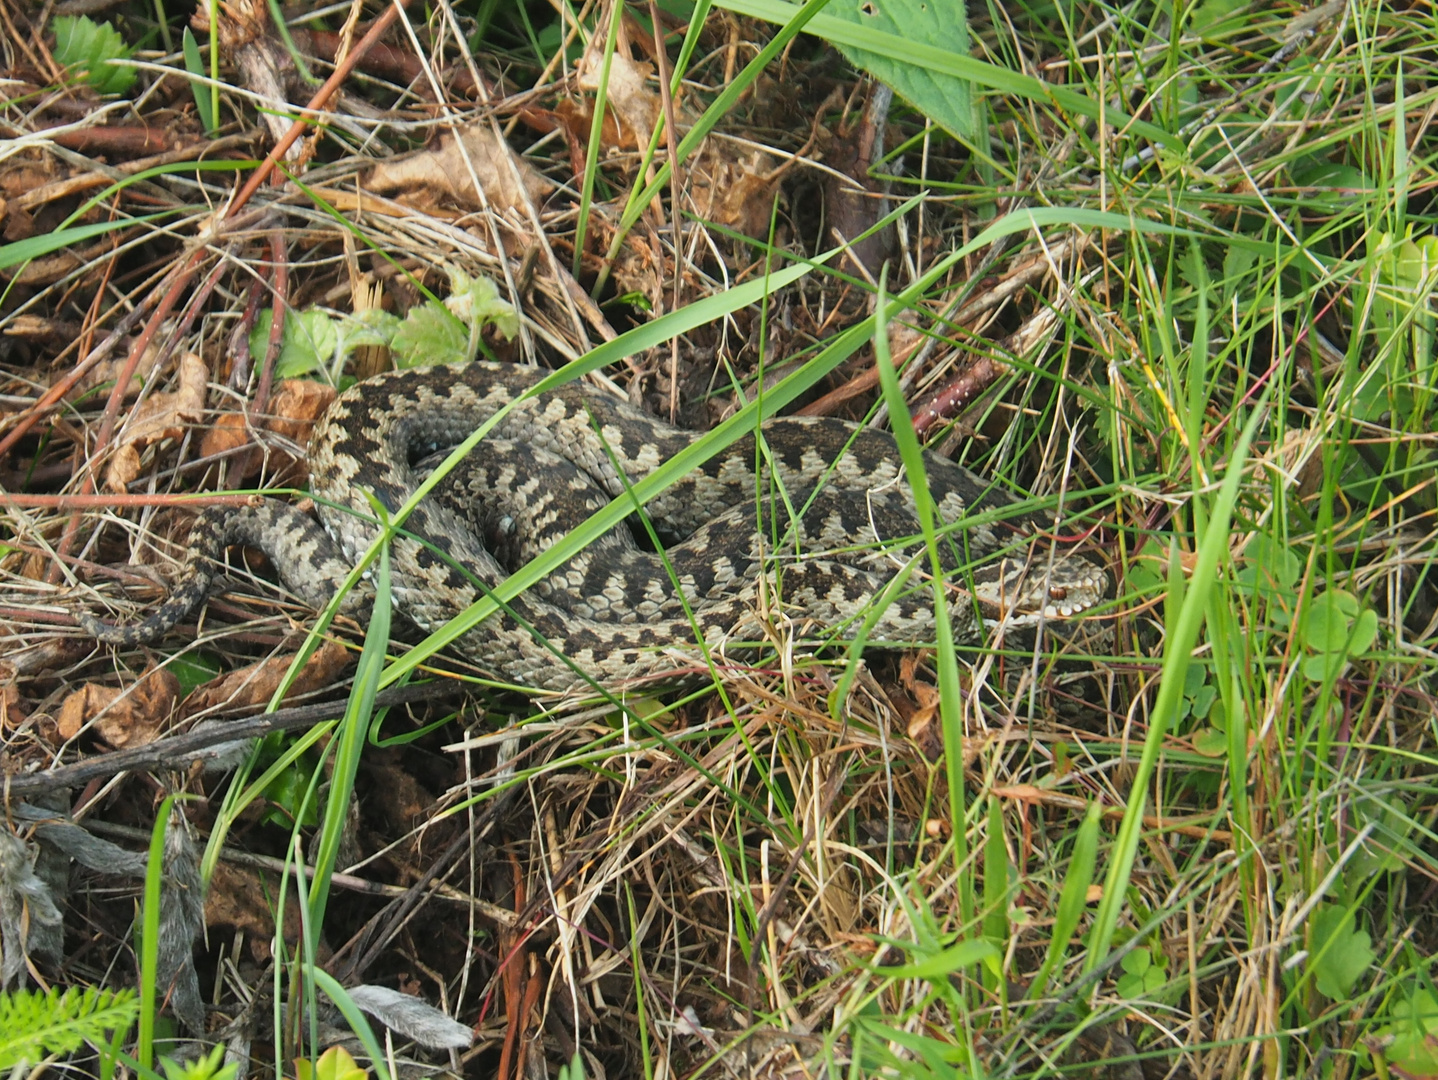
[82,361,1108,692]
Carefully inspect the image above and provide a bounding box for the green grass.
[9,0,1438,1076]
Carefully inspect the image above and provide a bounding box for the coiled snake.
[82,362,1107,692]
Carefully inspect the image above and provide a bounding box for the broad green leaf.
[1192,727,1228,757]
[444,269,519,339]
[52,15,136,95]
[1187,0,1248,33]
[167,653,222,695]
[1377,987,1438,1075]
[1300,591,1378,678]
[825,0,974,142]
[390,301,469,367]
[1308,905,1375,1001]
[1116,947,1166,999]
[295,1046,368,1080]
[248,308,340,379]
[1349,793,1416,878]
[1235,534,1300,601]
[716,0,1183,150]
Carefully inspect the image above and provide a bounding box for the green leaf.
[1349,793,1416,878]
[1186,0,1248,33]
[557,1051,587,1080]
[1029,802,1101,997]
[716,0,1183,151]
[1192,726,1228,757]
[389,301,470,368]
[0,215,166,272]
[0,987,139,1071]
[182,28,219,134]
[335,308,404,353]
[1235,534,1301,601]
[825,0,974,143]
[248,308,340,379]
[1299,591,1378,682]
[1115,947,1166,1000]
[1377,987,1438,1075]
[295,1046,369,1080]
[167,653,222,695]
[52,15,136,95]
[161,1043,238,1080]
[1308,905,1375,1001]
[444,269,519,339]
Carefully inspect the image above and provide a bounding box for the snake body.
[83,362,1107,692]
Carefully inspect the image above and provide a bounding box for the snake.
[81,361,1108,692]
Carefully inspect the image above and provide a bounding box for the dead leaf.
[198,412,251,462]
[57,663,181,747]
[198,378,336,483]
[0,684,25,731]
[182,638,350,717]
[104,352,209,492]
[687,144,783,238]
[206,861,310,962]
[577,49,658,152]
[905,700,942,761]
[367,125,553,215]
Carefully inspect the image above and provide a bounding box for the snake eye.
[1048,586,1068,601]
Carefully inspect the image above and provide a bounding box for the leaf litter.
[2,0,1431,1077]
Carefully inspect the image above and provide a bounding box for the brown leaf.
[198,412,251,461]
[367,125,553,215]
[266,378,335,442]
[0,684,25,732]
[206,861,311,962]
[687,144,783,238]
[198,378,335,483]
[577,49,658,152]
[57,663,181,747]
[104,352,209,491]
[181,638,350,717]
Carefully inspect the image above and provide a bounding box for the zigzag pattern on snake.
[81,362,1108,692]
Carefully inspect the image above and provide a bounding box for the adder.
[80,361,1108,692]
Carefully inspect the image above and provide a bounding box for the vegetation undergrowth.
[1,0,1436,1077]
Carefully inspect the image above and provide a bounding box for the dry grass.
[4,0,1438,1078]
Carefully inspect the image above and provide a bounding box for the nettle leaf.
[1308,905,1375,1001]
[52,15,136,95]
[825,0,977,144]
[390,301,469,367]
[336,308,404,353]
[248,308,340,379]
[444,269,519,340]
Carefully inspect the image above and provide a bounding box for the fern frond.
[0,986,139,1070]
